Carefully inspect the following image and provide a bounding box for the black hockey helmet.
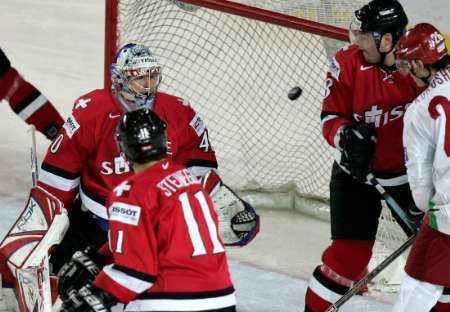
[116,108,167,163]
[352,0,408,45]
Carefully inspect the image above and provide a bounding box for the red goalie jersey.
[93,160,235,311]
[38,88,217,220]
[321,44,425,182]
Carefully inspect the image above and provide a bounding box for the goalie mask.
[111,43,162,111]
[116,108,167,164]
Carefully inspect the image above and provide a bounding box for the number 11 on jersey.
[179,191,225,256]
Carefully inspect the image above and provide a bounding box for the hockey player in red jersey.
[36,43,258,275]
[58,109,236,312]
[0,48,63,139]
[393,23,450,312]
[304,1,427,311]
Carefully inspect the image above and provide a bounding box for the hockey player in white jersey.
[393,23,450,312]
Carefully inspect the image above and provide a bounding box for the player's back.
[104,159,235,311]
[146,160,231,292]
[406,66,450,207]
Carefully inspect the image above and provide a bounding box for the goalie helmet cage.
[104,0,406,290]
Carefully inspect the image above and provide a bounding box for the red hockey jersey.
[0,48,63,139]
[321,44,424,185]
[38,89,217,220]
[93,160,235,311]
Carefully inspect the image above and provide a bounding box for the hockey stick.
[325,233,416,312]
[366,173,417,234]
[29,125,39,187]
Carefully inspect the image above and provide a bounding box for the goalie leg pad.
[0,187,69,312]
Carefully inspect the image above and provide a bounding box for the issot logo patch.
[109,202,141,226]
[63,115,80,138]
[190,114,206,136]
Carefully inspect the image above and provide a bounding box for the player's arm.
[0,48,64,139]
[37,96,96,207]
[177,104,218,177]
[177,105,259,246]
[403,105,434,211]
[58,185,157,309]
[93,184,157,304]
[321,53,355,148]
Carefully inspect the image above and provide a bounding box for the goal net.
[105,0,407,291]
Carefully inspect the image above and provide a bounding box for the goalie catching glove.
[202,170,260,246]
[338,122,376,182]
[57,246,105,301]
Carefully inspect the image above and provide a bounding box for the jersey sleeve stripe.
[17,94,47,120]
[41,162,81,180]
[103,264,154,294]
[138,286,235,300]
[39,168,80,192]
[79,186,108,219]
[113,265,156,283]
[11,89,40,114]
[320,112,342,128]
[185,159,218,170]
[128,292,236,311]
[188,166,216,177]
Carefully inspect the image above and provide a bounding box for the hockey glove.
[60,283,116,312]
[339,123,376,182]
[0,48,11,76]
[202,170,260,246]
[57,246,104,301]
[406,204,424,235]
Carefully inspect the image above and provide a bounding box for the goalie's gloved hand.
[60,283,116,312]
[57,246,104,301]
[202,170,260,246]
[338,122,376,182]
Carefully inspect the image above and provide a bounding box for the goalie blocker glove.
[60,283,116,312]
[202,170,260,246]
[338,122,376,182]
[57,246,105,301]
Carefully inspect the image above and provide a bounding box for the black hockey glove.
[57,246,104,301]
[60,283,116,312]
[0,48,11,77]
[339,123,376,182]
[406,204,425,235]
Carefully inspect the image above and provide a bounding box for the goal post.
[104,0,406,291]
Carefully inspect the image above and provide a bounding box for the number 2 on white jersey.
[179,191,225,256]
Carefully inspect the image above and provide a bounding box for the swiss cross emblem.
[75,98,91,109]
[113,181,131,196]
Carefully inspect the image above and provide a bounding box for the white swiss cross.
[113,181,131,196]
[365,105,383,127]
[75,98,91,109]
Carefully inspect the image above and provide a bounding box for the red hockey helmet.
[395,23,448,71]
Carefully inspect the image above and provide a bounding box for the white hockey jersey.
[403,66,450,235]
